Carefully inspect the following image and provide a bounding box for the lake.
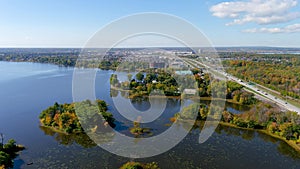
[0,61,299,169]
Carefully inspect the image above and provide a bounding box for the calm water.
[0,61,299,169]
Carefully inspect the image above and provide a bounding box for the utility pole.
[0,133,3,149]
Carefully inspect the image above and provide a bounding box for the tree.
[39,100,114,134]
[0,138,24,168]
[110,74,119,86]
[177,103,199,120]
[127,74,133,81]
[3,139,16,150]
[0,151,12,168]
[136,72,144,81]
[144,73,156,83]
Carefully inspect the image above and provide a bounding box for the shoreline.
[111,85,244,105]
[218,122,300,152]
[175,119,300,153]
[40,119,300,153]
[39,124,82,135]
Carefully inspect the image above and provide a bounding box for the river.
[0,61,299,169]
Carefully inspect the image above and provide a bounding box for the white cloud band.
[243,23,300,33]
[210,0,299,25]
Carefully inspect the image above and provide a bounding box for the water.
[0,61,299,169]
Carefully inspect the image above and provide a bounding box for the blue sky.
[1,0,300,47]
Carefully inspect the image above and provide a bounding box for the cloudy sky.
[1,0,300,47]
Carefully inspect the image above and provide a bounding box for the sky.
[1,0,300,48]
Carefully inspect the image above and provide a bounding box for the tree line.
[110,68,257,105]
[223,55,300,99]
[174,102,300,148]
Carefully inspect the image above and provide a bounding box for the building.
[175,70,192,75]
[183,89,197,95]
[149,62,166,68]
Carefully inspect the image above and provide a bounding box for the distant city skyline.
[1,0,300,48]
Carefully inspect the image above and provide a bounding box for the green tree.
[110,74,119,86]
[136,72,144,81]
[127,74,133,81]
[0,151,12,168]
[144,73,156,83]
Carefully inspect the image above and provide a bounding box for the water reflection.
[110,89,119,97]
[39,126,97,148]
[111,89,250,115]
[192,122,300,160]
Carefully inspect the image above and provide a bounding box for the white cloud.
[226,13,300,25]
[210,0,300,25]
[243,23,300,33]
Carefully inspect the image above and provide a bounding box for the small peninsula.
[174,101,300,152]
[0,135,25,169]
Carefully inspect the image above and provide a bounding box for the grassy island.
[39,99,115,134]
[129,121,152,137]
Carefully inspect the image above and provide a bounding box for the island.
[129,121,152,137]
[39,99,115,134]
[0,135,25,169]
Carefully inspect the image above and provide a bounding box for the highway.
[184,58,300,114]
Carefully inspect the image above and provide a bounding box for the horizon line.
[0,46,300,49]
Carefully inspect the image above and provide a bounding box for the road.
[184,58,300,114]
